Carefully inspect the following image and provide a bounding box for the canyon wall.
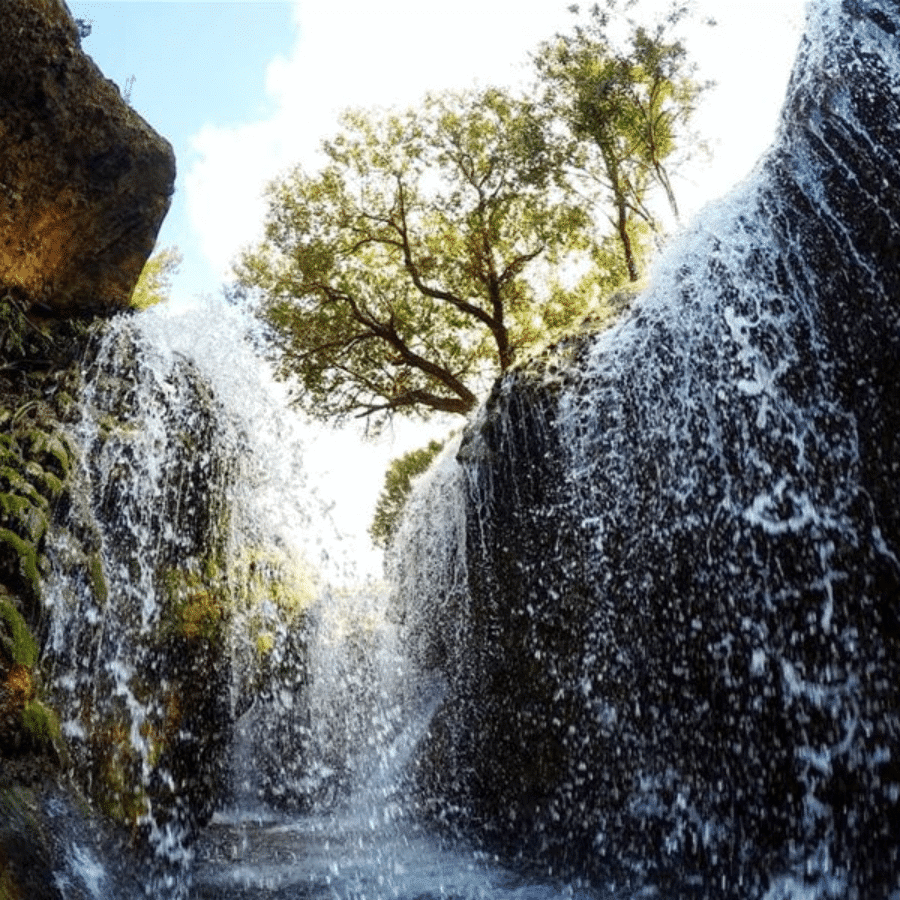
[402,2,900,895]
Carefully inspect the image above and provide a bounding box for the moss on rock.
[19,700,61,751]
[0,599,38,668]
[160,566,226,644]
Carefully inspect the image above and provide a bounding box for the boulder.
[401,1,900,895]
[0,0,175,316]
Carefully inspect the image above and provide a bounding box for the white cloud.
[184,0,585,283]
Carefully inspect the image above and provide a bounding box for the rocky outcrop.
[0,0,175,316]
[402,1,900,896]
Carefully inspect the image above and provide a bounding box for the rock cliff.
[0,4,219,895]
[0,0,175,316]
[401,1,900,895]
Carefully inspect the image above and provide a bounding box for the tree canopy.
[235,88,625,429]
[236,6,704,429]
[534,1,707,280]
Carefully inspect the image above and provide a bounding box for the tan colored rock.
[0,0,176,316]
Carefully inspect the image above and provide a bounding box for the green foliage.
[130,245,183,311]
[534,0,707,279]
[370,440,444,550]
[236,7,704,429]
[19,699,61,748]
[0,598,38,668]
[236,87,614,429]
[160,566,226,644]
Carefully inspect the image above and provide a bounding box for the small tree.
[130,245,183,310]
[236,87,616,430]
[370,440,444,550]
[534,1,707,280]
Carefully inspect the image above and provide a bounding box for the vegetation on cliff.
[130,245,183,311]
[370,440,445,550]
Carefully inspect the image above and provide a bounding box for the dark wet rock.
[0,770,149,900]
[403,2,900,895]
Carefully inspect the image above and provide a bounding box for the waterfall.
[12,2,900,896]
[392,1,900,896]
[36,304,338,894]
[34,304,477,899]
[41,312,236,891]
[28,301,601,900]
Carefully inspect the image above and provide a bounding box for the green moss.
[88,552,108,607]
[0,529,40,599]
[160,567,225,644]
[0,598,38,668]
[0,493,30,519]
[0,861,18,900]
[20,699,60,748]
[10,400,38,427]
[202,555,221,584]
[0,493,48,544]
[52,390,76,421]
[94,721,149,827]
[32,469,64,500]
[25,430,71,478]
[0,785,40,834]
[0,467,42,507]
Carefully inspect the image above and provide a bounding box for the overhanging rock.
[0,0,175,316]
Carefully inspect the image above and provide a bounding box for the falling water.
[386,1,900,896]
[31,302,607,899]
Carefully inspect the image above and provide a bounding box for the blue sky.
[69,2,297,303]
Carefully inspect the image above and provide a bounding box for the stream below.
[190,809,599,900]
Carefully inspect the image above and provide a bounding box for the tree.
[534,1,707,281]
[370,440,444,550]
[235,87,619,429]
[130,245,183,310]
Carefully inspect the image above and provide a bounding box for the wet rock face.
[0,0,175,315]
[407,1,900,895]
[43,320,235,847]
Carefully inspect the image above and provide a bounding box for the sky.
[66,0,810,576]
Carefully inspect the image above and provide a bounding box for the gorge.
[2,0,900,898]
